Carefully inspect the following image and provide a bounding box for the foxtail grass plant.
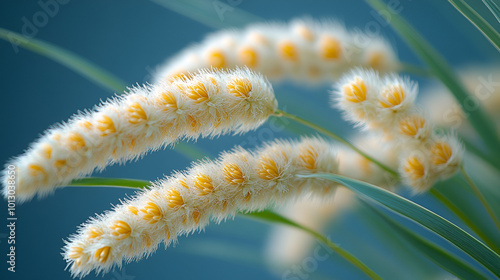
[2,1,500,279]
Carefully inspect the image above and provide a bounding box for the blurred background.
[0,0,498,279]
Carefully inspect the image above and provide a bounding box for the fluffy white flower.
[62,137,338,278]
[332,69,462,192]
[2,68,278,202]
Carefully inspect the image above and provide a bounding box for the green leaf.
[0,27,127,93]
[430,184,500,253]
[353,201,438,278]
[69,177,151,189]
[242,210,383,280]
[449,0,500,51]
[482,0,500,23]
[299,173,500,277]
[366,0,500,162]
[366,203,491,280]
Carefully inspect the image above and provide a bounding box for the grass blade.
[300,173,500,277]
[449,0,500,51]
[430,186,500,253]
[366,203,491,280]
[68,177,151,189]
[243,210,382,280]
[482,0,500,23]
[366,0,500,161]
[0,27,209,161]
[0,27,127,92]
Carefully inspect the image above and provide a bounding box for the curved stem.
[275,109,399,178]
[460,165,500,232]
[430,188,500,253]
[312,230,383,280]
[244,210,382,280]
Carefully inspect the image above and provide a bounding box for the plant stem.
[460,165,500,232]
[0,28,126,93]
[275,109,399,178]
[244,210,382,280]
[311,231,383,280]
[430,187,500,253]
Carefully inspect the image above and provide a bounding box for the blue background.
[0,0,498,279]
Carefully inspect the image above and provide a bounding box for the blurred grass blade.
[151,0,263,29]
[0,27,126,92]
[449,0,500,51]
[366,0,500,160]
[69,177,151,189]
[367,203,491,280]
[300,173,500,277]
[482,0,500,23]
[174,142,210,160]
[355,202,438,278]
[430,185,500,253]
[0,27,208,161]
[243,210,382,280]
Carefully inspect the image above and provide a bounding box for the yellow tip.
[227,77,253,98]
[223,163,246,185]
[140,202,163,224]
[96,115,117,136]
[403,156,425,180]
[239,47,259,68]
[68,246,84,260]
[431,142,452,165]
[207,49,226,68]
[165,189,184,208]
[320,36,341,60]
[299,145,318,170]
[193,174,214,196]
[399,116,426,137]
[110,220,132,240]
[380,84,405,108]
[94,246,111,263]
[127,102,148,124]
[66,132,86,151]
[279,41,298,61]
[187,81,209,103]
[343,77,367,103]
[88,226,103,240]
[257,155,281,180]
